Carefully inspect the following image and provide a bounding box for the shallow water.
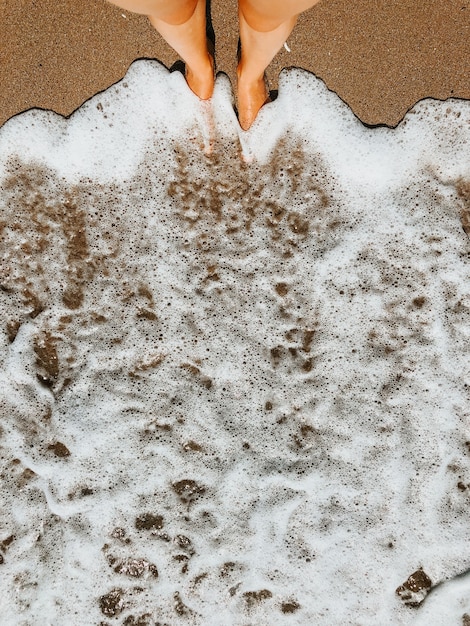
[0,61,469,625]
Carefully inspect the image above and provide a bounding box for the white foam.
[0,60,469,625]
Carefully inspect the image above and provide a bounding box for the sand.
[0,0,469,128]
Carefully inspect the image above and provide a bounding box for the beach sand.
[1,0,469,128]
[1,2,470,624]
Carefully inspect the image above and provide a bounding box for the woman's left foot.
[186,52,215,100]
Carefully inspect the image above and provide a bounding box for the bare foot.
[237,68,270,130]
[186,52,215,100]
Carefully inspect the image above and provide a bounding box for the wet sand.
[0,0,469,128]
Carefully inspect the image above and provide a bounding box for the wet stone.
[396,568,432,607]
[172,479,206,504]
[99,588,125,617]
[281,601,300,613]
[110,527,128,541]
[175,534,192,550]
[220,562,237,578]
[243,589,273,608]
[113,558,158,579]
[134,513,164,531]
[47,442,71,458]
[116,559,145,578]
[123,615,152,626]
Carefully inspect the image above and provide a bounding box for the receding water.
[0,61,469,625]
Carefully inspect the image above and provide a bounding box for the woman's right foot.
[237,67,270,130]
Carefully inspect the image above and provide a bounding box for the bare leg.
[238,0,322,130]
[107,0,214,99]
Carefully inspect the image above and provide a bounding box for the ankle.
[185,52,215,100]
[237,62,264,85]
[189,50,213,76]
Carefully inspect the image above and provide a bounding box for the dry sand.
[0,0,469,128]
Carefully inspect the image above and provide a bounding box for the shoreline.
[1,0,469,128]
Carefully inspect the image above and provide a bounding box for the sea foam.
[0,60,469,625]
